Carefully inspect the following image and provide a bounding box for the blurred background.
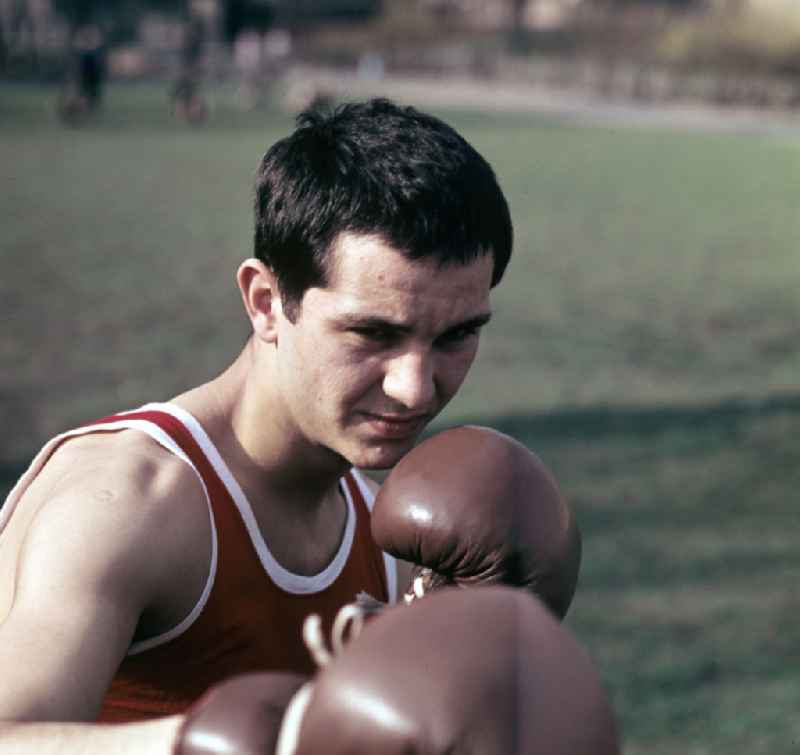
[2,1,800,752]
[6,0,800,115]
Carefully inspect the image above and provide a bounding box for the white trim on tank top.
[349,466,397,604]
[0,415,220,657]
[0,402,393,654]
[132,402,360,597]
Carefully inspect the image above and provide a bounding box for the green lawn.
[2,81,799,753]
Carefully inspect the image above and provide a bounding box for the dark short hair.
[253,98,513,319]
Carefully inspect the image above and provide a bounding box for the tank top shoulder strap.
[1,404,212,536]
[342,468,397,604]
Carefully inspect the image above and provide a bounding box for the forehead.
[319,233,494,311]
[298,233,493,329]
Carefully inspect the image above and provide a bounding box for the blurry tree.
[222,1,379,111]
[3,0,38,72]
[222,1,276,109]
[511,0,526,39]
[222,0,274,43]
[267,0,381,25]
[52,0,185,39]
[585,0,699,5]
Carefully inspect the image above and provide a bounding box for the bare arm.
[0,434,209,754]
[0,717,182,755]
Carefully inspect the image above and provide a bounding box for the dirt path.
[291,64,800,140]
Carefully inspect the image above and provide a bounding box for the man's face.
[273,233,494,469]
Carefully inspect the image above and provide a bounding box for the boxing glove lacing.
[303,601,368,668]
[275,599,372,755]
[406,571,430,603]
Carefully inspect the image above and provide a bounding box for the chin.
[347,437,418,471]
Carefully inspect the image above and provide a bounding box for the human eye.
[436,324,481,349]
[350,324,399,346]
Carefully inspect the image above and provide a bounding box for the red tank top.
[21,403,393,723]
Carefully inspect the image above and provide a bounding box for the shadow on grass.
[3,391,800,504]
[452,391,800,445]
[452,392,800,593]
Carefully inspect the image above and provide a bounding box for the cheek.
[283,338,337,405]
[438,348,480,392]
[326,352,384,404]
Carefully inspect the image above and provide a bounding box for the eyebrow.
[332,312,493,334]
[442,312,493,333]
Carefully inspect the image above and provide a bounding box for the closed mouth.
[364,412,428,424]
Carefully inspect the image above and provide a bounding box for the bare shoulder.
[32,429,203,525]
[2,429,211,619]
[0,430,211,720]
[46,429,196,499]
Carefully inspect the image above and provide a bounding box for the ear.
[237,258,284,343]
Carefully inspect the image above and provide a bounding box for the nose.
[382,350,436,410]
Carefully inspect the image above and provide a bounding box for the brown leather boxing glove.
[173,672,307,755]
[371,425,582,618]
[283,586,619,755]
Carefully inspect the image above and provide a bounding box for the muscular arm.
[0,433,210,754]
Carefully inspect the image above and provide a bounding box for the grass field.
[2,81,800,753]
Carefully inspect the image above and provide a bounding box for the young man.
[0,98,513,753]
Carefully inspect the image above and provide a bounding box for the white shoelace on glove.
[275,597,374,755]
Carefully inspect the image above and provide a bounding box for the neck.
[174,340,349,513]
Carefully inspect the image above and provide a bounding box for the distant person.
[234,28,292,110]
[0,98,581,753]
[234,28,263,109]
[76,25,105,108]
[58,24,105,123]
[171,14,207,123]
